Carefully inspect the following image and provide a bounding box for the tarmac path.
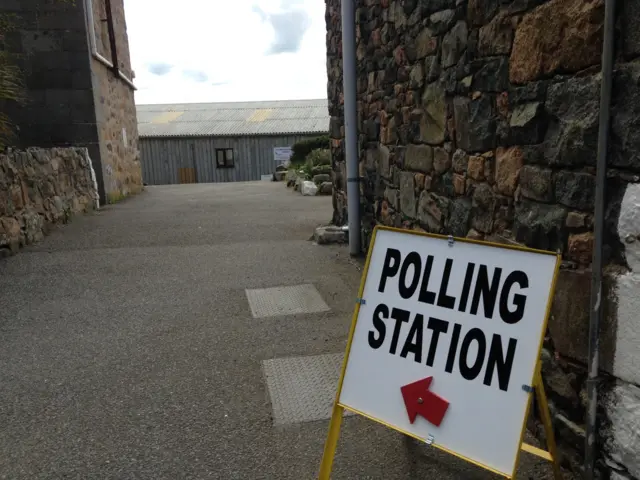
[0,182,560,479]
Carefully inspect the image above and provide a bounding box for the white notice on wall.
[338,227,559,477]
[273,147,292,163]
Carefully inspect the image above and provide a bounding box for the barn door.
[178,143,198,184]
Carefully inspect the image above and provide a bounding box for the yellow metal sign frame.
[318,225,563,480]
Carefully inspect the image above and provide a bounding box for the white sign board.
[338,227,559,477]
[273,147,292,163]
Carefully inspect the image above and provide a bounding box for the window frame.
[84,0,136,89]
[215,148,235,168]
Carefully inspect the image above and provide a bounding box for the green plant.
[305,148,331,167]
[286,147,332,182]
[289,135,330,166]
[287,164,313,181]
[311,164,332,176]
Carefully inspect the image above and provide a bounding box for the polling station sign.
[336,226,560,477]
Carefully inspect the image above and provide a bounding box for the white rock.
[301,181,318,196]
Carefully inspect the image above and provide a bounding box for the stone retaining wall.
[325,0,640,477]
[0,148,99,256]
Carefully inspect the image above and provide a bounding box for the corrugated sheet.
[137,99,329,138]
[140,134,318,185]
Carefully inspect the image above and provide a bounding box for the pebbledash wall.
[326,0,640,478]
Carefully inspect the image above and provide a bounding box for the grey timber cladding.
[139,134,320,185]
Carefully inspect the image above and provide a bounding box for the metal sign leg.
[318,404,344,480]
[534,370,563,480]
[518,367,563,479]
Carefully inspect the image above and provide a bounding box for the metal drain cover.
[245,284,331,319]
[262,353,353,425]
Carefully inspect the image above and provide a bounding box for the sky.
[124,0,328,105]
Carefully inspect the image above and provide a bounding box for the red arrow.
[401,376,450,427]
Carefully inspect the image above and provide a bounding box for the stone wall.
[89,0,143,203]
[326,0,640,477]
[0,147,99,256]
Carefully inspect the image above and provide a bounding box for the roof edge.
[135,98,328,108]
[138,131,329,139]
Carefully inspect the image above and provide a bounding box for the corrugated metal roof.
[136,99,330,138]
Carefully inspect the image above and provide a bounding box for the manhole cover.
[262,353,353,425]
[245,284,331,319]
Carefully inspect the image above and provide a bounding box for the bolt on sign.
[319,226,563,479]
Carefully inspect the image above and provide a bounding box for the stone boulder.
[294,174,307,192]
[301,180,318,196]
[285,169,298,187]
[313,173,331,184]
[314,225,347,245]
[317,182,333,195]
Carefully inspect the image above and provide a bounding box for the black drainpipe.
[585,0,616,477]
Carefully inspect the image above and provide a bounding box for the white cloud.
[124,0,328,105]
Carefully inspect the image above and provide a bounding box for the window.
[215,148,235,168]
[93,0,112,60]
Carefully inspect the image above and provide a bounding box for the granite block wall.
[325,0,640,477]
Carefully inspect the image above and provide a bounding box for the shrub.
[300,162,314,180]
[305,148,331,168]
[289,135,330,165]
[287,164,311,181]
[311,164,332,176]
